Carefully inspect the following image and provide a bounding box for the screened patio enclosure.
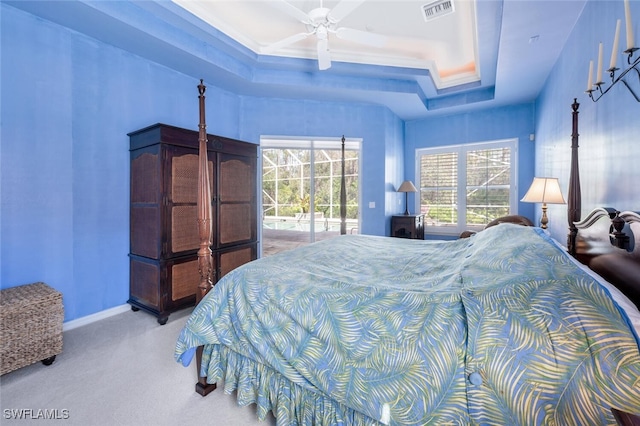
[261,138,359,256]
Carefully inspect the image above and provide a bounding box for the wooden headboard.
[565,99,640,309]
[573,208,640,309]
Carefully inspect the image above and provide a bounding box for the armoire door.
[165,144,214,258]
[217,152,256,248]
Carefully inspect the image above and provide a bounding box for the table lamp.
[397,180,418,215]
[521,177,566,229]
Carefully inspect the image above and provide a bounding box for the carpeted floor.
[0,308,276,426]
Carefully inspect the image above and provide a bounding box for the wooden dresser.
[128,124,257,324]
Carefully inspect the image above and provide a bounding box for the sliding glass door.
[261,138,360,256]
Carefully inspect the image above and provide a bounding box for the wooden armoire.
[128,123,257,324]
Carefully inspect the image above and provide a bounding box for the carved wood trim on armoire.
[128,123,257,324]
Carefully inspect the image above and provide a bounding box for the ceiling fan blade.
[270,0,313,25]
[317,38,331,70]
[335,27,387,47]
[327,0,367,23]
[261,32,311,54]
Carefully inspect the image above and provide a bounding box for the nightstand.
[391,214,424,239]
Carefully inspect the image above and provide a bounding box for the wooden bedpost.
[195,79,216,396]
[340,135,347,235]
[567,98,581,256]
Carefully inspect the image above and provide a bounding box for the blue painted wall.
[383,110,406,222]
[535,0,640,242]
[3,0,635,323]
[0,4,402,321]
[0,5,242,320]
[404,103,537,237]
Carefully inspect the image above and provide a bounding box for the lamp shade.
[521,177,566,204]
[397,180,418,193]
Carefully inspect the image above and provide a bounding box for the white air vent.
[422,0,455,22]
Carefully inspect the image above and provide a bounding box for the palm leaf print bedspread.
[175,224,640,425]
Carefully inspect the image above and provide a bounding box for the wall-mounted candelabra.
[586,0,639,102]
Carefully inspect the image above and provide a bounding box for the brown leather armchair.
[459,215,534,238]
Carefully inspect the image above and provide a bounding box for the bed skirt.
[201,344,381,426]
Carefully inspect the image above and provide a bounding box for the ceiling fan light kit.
[262,0,389,71]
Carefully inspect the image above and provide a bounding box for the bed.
[175,89,640,424]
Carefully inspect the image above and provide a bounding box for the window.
[416,139,518,235]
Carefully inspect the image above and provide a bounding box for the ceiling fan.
[261,0,388,70]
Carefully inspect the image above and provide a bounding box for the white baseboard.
[63,304,131,332]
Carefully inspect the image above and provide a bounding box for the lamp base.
[404,192,410,215]
[540,203,549,229]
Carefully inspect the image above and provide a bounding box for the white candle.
[625,0,635,50]
[587,60,593,91]
[596,42,603,83]
[610,19,621,69]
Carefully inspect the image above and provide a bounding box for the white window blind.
[416,139,518,234]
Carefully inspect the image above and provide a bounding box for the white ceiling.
[173,0,480,90]
[169,0,587,119]
[5,0,588,120]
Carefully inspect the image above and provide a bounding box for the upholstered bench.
[1,282,64,375]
